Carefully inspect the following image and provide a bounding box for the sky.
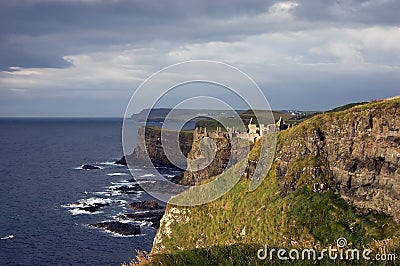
[0,0,399,117]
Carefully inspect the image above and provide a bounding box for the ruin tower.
[276,117,288,131]
[248,117,258,135]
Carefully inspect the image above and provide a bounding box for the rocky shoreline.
[87,200,165,235]
[89,221,142,236]
[70,154,173,236]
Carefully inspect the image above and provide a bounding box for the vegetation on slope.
[327,102,368,113]
[127,97,400,265]
[154,174,399,251]
[128,172,399,265]
[127,244,399,266]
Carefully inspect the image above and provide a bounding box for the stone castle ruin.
[193,117,289,143]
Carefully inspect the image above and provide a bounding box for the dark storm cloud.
[0,0,272,69]
[1,0,398,70]
[0,0,399,116]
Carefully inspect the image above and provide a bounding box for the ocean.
[0,118,172,265]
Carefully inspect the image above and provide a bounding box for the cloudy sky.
[0,0,399,116]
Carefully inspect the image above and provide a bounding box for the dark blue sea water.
[0,118,167,265]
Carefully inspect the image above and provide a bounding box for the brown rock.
[275,99,400,223]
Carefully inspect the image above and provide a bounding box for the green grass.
[128,243,398,266]
[327,102,368,113]
[155,172,399,255]
[130,97,400,265]
[286,187,400,248]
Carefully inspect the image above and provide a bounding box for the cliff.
[179,136,250,186]
[276,98,400,222]
[145,97,400,264]
[119,126,193,169]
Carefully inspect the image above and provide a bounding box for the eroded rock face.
[179,137,250,186]
[123,126,193,169]
[152,207,191,253]
[179,137,230,186]
[275,100,400,223]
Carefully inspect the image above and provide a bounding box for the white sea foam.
[61,197,113,215]
[108,191,122,196]
[92,191,112,196]
[108,231,146,238]
[117,179,143,184]
[139,173,155,178]
[107,173,129,176]
[131,210,151,214]
[108,184,136,190]
[69,209,103,216]
[105,186,142,199]
[110,181,130,185]
[1,235,14,240]
[136,180,156,184]
[62,197,112,208]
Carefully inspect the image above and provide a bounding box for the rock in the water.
[170,172,184,184]
[118,210,164,228]
[112,185,143,194]
[89,221,141,236]
[79,202,110,213]
[129,200,163,211]
[82,164,100,170]
[114,156,127,166]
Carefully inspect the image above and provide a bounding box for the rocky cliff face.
[179,137,250,186]
[275,98,400,222]
[180,99,400,208]
[122,126,193,169]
